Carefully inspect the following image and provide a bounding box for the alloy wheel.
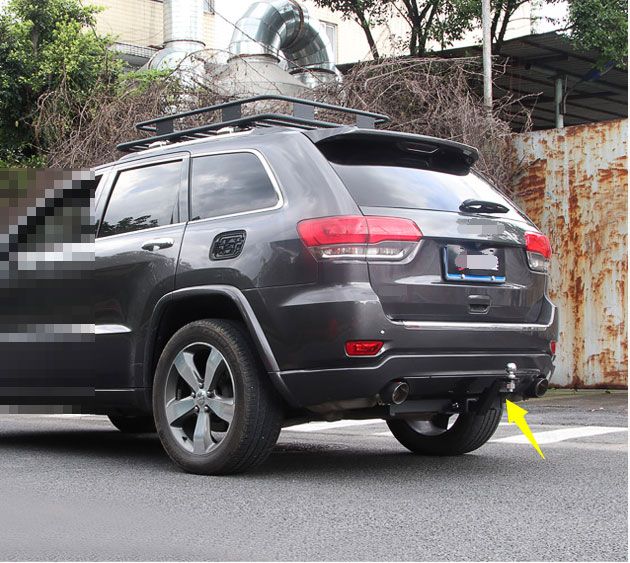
[163,341,235,454]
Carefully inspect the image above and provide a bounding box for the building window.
[319,21,337,63]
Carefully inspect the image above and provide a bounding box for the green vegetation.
[0,0,120,166]
[315,0,628,65]
[564,0,628,67]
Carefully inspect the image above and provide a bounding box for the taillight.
[550,341,557,355]
[297,215,422,261]
[525,232,551,273]
[345,341,384,356]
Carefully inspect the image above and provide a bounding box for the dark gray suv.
[5,96,558,474]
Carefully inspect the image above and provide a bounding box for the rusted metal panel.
[511,119,628,388]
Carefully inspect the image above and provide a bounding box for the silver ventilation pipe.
[228,0,338,86]
[149,0,205,71]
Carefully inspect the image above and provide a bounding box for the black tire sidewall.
[388,404,503,456]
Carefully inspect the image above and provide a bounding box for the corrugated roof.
[440,31,628,131]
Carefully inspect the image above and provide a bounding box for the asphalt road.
[0,390,626,561]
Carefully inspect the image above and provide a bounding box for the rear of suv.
[4,96,558,474]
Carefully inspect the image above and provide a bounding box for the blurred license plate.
[444,245,505,282]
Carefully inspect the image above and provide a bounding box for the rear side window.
[99,160,181,238]
[191,152,278,220]
[331,164,521,216]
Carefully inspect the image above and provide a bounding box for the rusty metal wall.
[511,119,628,388]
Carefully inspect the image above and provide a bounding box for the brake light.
[345,341,384,356]
[297,216,367,246]
[297,216,422,261]
[525,232,551,273]
[365,217,422,243]
[526,233,552,258]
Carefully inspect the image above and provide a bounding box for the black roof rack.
[116,95,390,153]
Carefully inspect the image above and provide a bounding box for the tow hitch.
[505,362,517,393]
[473,362,519,415]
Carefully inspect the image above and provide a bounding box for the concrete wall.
[511,119,628,388]
[94,0,217,50]
[93,0,374,63]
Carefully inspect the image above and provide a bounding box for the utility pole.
[482,0,492,115]
[554,76,564,128]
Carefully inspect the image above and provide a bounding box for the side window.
[94,172,105,201]
[98,160,181,238]
[13,171,95,251]
[191,153,279,220]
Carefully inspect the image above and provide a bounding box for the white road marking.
[41,414,104,419]
[285,419,385,432]
[491,426,628,444]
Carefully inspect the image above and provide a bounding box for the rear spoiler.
[304,127,479,176]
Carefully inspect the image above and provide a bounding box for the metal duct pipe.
[149,0,205,71]
[228,0,337,82]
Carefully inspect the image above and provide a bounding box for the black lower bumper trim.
[271,352,554,407]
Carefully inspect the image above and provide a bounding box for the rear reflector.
[526,232,552,259]
[345,341,384,356]
[298,216,422,261]
[550,341,556,355]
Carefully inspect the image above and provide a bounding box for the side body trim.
[95,324,132,335]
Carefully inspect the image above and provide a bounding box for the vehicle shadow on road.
[0,426,171,467]
[257,439,528,479]
[0,425,533,477]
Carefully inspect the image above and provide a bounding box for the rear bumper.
[247,283,558,408]
[271,351,555,408]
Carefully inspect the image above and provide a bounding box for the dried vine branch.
[313,57,532,195]
[34,56,531,196]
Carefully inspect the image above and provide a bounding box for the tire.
[153,319,284,475]
[387,403,503,456]
[108,414,156,433]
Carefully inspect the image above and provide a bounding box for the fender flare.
[143,285,280,392]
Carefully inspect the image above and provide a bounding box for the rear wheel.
[153,319,283,475]
[108,414,156,433]
[387,403,503,455]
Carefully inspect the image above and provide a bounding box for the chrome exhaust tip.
[379,381,409,405]
[532,377,549,398]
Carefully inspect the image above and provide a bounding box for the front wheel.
[153,319,283,475]
[387,404,503,456]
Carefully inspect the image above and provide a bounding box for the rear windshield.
[331,163,522,216]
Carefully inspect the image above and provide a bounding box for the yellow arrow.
[505,399,545,459]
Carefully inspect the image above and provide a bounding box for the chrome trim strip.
[399,307,555,332]
[0,324,95,342]
[95,324,132,335]
[96,221,187,241]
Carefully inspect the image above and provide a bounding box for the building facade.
[91,0,534,66]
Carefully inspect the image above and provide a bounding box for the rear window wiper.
[459,199,509,214]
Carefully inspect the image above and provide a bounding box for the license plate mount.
[443,245,505,283]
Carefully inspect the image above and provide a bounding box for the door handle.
[141,238,174,251]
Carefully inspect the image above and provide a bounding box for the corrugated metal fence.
[511,119,627,388]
